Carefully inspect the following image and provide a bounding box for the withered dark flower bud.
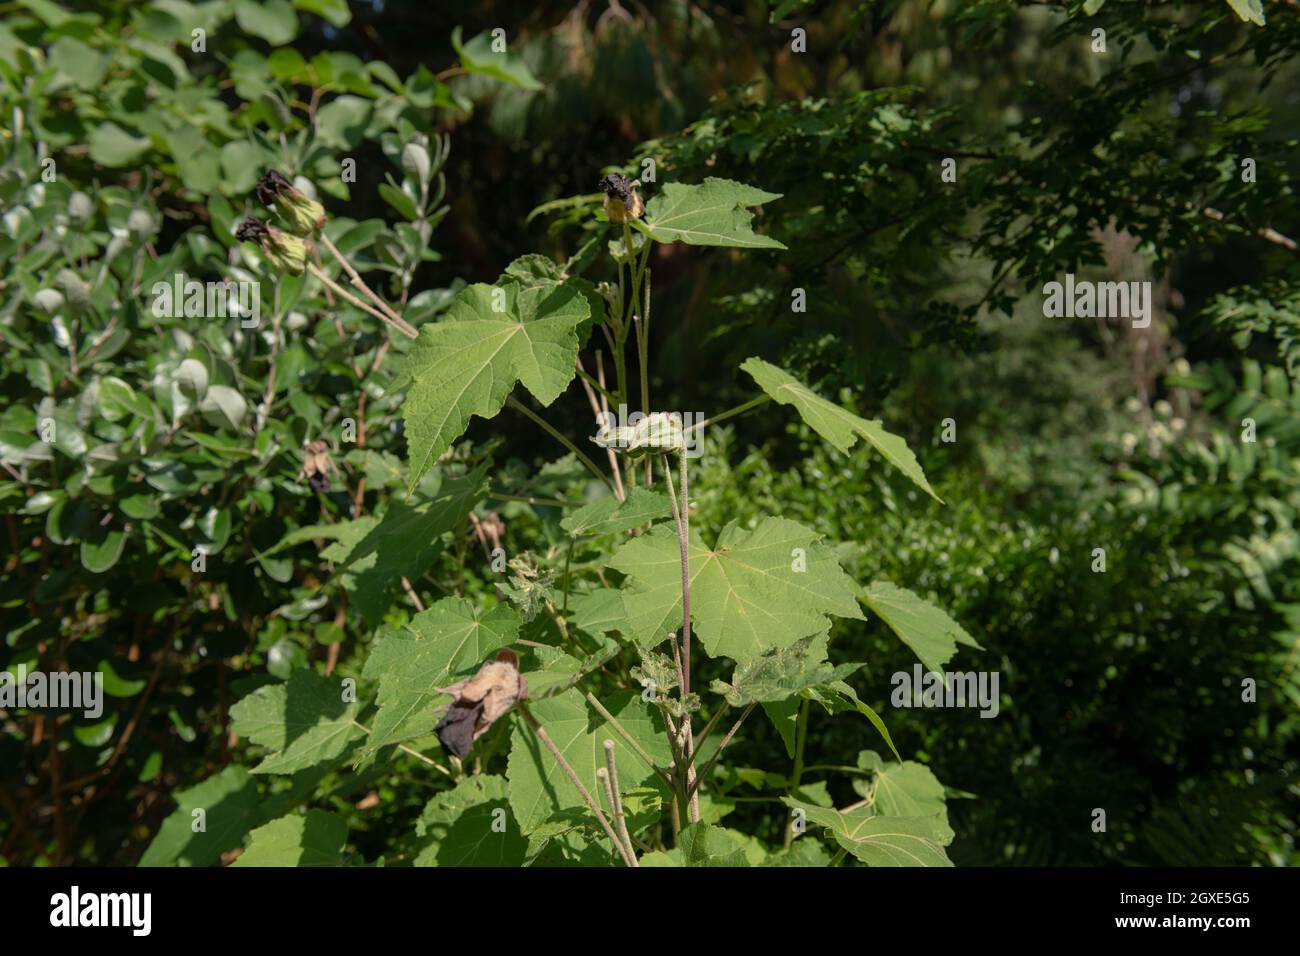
[434,650,527,758]
[235,217,307,276]
[234,217,269,243]
[598,172,644,224]
[255,168,326,238]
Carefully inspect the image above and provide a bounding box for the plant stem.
[505,396,614,493]
[687,395,772,434]
[350,720,449,776]
[583,690,671,786]
[519,704,635,867]
[687,703,755,801]
[318,232,415,334]
[783,697,811,849]
[307,264,416,340]
[602,740,637,865]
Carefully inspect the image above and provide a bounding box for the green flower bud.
[256,169,326,237]
[236,217,308,276]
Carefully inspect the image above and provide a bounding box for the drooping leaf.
[784,798,953,867]
[711,636,862,706]
[561,487,671,537]
[451,26,542,90]
[414,775,527,866]
[232,809,347,866]
[229,668,361,774]
[637,178,786,249]
[506,689,670,835]
[862,581,981,674]
[810,679,901,761]
[741,358,941,501]
[609,517,863,662]
[360,599,521,755]
[399,283,589,491]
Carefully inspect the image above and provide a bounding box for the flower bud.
[255,169,326,237]
[598,172,644,224]
[236,217,308,276]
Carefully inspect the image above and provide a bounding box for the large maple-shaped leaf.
[741,358,940,501]
[862,581,981,674]
[414,775,527,866]
[359,598,521,756]
[855,751,949,822]
[507,689,670,835]
[232,810,348,867]
[608,517,863,662]
[636,178,786,249]
[784,798,953,867]
[400,282,589,490]
[229,669,362,775]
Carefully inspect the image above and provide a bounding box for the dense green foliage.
[1,0,1297,867]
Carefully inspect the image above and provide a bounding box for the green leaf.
[507,689,670,834]
[711,636,862,706]
[139,765,263,866]
[229,668,361,774]
[88,123,150,167]
[856,751,949,822]
[609,517,864,661]
[1225,0,1265,26]
[399,283,589,491]
[812,680,901,762]
[637,178,785,249]
[234,0,299,44]
[232,810,347,866]
[742,358,940,501]
[314,464,487,624]
[293,0,350,28]
[315,94,372,149]
[561,487,671,537]
[641,822,750,867]
[862,581,981,674]
[360,598,521,754]
[567,588,628,639]
[517,638,621,699]
[415,775,527,866]
[784,798,953,866]
[80,529,126,573]
[762,840,832,866]
[451,26,542,91]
